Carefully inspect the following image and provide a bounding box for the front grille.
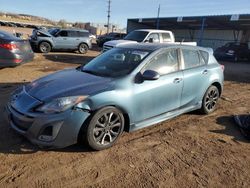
[103,45,113,52]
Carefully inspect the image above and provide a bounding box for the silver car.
[30,28,92,54]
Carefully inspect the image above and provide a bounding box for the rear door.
[180,48,209,108]
[68,31,81,49]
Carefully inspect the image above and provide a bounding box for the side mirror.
[142,70,160,80]
[149,38,154,43]
[144,38,153,43]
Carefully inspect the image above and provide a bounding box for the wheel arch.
[211,81,222,96]
[93,105,131,132]
[77,104,131,143]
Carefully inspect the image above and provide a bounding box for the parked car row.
[0,28,93,68]
[1,28,249,69]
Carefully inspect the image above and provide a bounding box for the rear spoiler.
[204,47,214,54]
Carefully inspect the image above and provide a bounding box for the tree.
[58,19,67,28]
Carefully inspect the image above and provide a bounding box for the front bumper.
[4,103,91,148]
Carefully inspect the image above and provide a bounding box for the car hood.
[104,39,138,47]
[35,29,52,37]
[25,69,114,101]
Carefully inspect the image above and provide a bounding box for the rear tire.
[39,42,51,53]
[83,107,124,150]
[78,43,88,54]
[200,85,219,114]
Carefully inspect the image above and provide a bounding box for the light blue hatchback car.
[5,43,224,150]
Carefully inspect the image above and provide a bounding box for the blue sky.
[0,0,249,27]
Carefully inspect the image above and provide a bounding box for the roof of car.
[61,28,89,32]
[134,29,172,33]
[117,43,212,53]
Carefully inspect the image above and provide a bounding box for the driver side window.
[58,30,68,37]
[147,33,160,42]
[143,49,179,75]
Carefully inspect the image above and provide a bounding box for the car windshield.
[124,31,149,42]
[81,48,150,77]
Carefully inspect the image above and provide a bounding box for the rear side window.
[78,32,89,37]
[162,33,171,42]
[182,49,201,69]
[144,49,179,75]
[199,50,209,64]
[68,31,78,37]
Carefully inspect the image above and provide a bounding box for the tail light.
[13,59,22,63]
[0,43,18,50]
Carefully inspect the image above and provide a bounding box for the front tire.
[39,41,51,53]
[78,43,88,54]
[84,107,124,150]
[200,85,219,114]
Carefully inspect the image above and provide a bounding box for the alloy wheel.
[79,44,88,54]
[40,42,51,53]
[205,88,219,111]
[93,111,123,146]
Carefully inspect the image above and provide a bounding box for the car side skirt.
[129,102,202,132]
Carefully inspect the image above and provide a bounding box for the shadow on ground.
[211,115,249,143]
[0,83,92,155]
[43,54,95,65]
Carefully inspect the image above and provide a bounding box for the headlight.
[36,96,88,114]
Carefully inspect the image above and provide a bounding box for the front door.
[132,48,183,123]
[53,30,71,49]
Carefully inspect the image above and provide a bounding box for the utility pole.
[107,0,111,34]
[156,4,161,29]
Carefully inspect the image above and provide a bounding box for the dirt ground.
[0,49,250,188]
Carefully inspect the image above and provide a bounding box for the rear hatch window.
[0,31,20,40]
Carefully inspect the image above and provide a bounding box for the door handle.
[76,39,80,40]
[202,70,208,74]
[173,78,182,84]
[63,38,67,40]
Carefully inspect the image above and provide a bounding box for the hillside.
[0,12,56,26]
